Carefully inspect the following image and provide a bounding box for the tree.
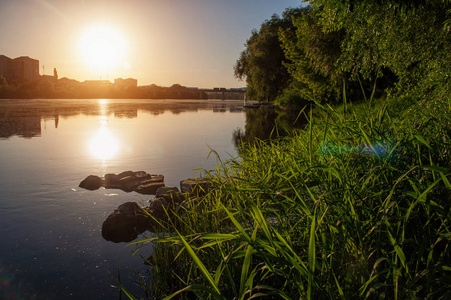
[279,6,345,104]
[306,0,450,101]
[234,9,302,101]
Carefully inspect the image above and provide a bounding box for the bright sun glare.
[79,25,126,71]
[89,125,119,160]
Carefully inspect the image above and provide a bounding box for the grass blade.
[307,210,317,300]
[175,230,221,295]
[239,227,257,299]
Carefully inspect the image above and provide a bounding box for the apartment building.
[0,55,40,81]
[114,78,138,89]
[0,55,13,78]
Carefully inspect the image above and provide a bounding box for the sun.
[79,25,126,71]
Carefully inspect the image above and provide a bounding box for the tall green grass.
[127,95,451,299]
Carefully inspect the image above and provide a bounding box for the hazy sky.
[0,0,303,88]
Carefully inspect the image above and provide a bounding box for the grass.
[125,94,451,299]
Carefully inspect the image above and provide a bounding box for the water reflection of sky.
[0,99,246,299]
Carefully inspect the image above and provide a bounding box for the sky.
[0,0,303,88]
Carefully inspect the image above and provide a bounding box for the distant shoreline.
[0,78,246,100]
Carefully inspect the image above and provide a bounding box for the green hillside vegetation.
[122,1,450,298]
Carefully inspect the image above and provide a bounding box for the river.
[0,99,248,299]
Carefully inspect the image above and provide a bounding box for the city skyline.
[0,0,302,88]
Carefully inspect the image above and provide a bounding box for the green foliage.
[127,93,451,299]
[241,0,449,107]
[279,7,344,103]
[234,9,303,101]
[118,2,451,297]
[307,0,450,102]
[274,85,310,108]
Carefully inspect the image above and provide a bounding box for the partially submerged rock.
[79,175,103,190]
[102,202,156,243]
[156,186,185,206]
[79,171,165,195]
[134,176,165,195]
[180,178,211,196]
[148,197,170,217]
[96,174,216,243]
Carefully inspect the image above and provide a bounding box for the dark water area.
[0,99,300,299]
[234,105,308,148]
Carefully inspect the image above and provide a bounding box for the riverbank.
[128,94,451,299]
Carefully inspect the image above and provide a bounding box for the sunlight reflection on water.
[89,125,119,160]
[89,99,119,161]
[0,98,246,299]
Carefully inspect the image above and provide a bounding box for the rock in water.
[134,175,165,194]
[104,172,136,191]
[180,178,210,196]
[156,186,185,205]
[148,197,170,218]
[101,202,155,243]
[80,171,165,195]
[101,180,216,243]
[78,175,102,190]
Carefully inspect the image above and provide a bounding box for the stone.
[134,175,165,194]
[144,254,155,266]
[104,171,152,192]
[180,178,211,196]
[148,197,170,218]
[104,173,124,189]
[101,202,155,243]
[78,175,102,190]
[156,186,185,205]
[80,171,165,195]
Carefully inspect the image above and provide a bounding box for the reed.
[126,94,451,299]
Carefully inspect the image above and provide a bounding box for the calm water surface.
[0,99,246,299]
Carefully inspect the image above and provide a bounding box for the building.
[58,77,80,88]
[83,80,112,88]
[0,55,40,81]
[0,55,13,78]
[114,78,138,89]
[41,68,58,85]
[230,87,247,92]
[13,56,39,80]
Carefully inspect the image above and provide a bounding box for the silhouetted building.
[41,75,57,85]
[114,78,137,89]
[230,87,247,92]
[13,56,39,80]
[58,77,80,88]
[0,55,13,78]
[83,80,112,88]
[40,67,58,85]
[0,55,40,80]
